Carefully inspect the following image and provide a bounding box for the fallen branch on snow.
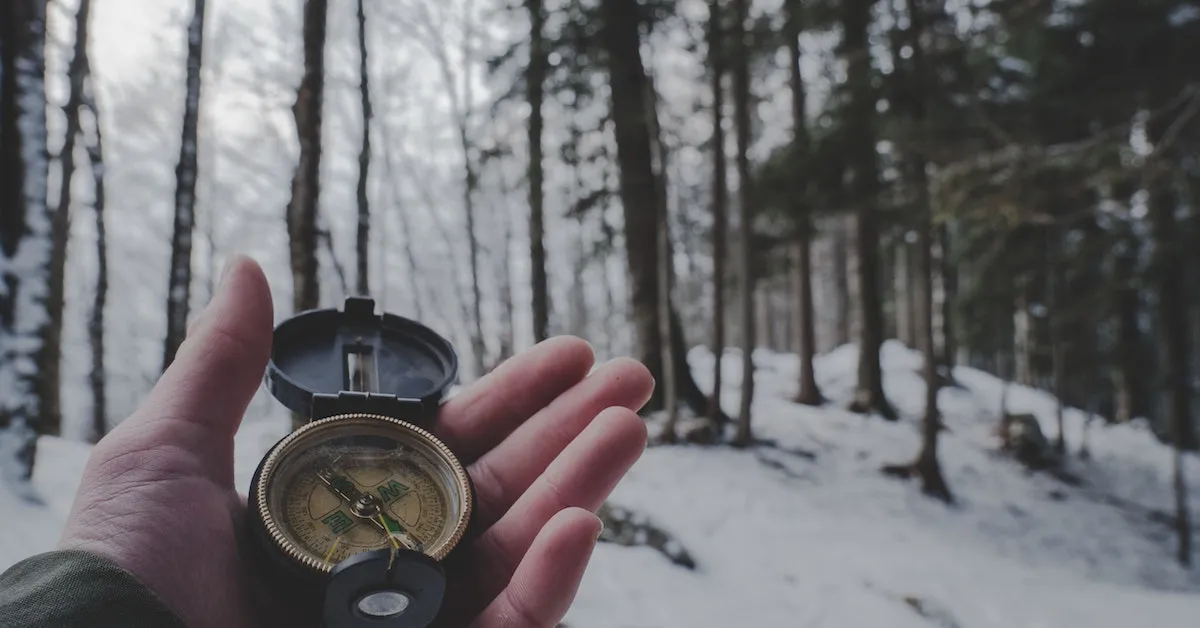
[597,502,697,570]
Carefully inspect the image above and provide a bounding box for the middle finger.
[466,357,653,527]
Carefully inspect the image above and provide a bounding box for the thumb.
[109,254,274,485]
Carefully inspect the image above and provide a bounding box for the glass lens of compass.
[266,420,465,566]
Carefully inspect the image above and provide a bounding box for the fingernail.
[217,256,237,289]
[594,515,605,542]
[189,257,238,337]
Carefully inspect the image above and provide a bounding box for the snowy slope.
[4,342,1200,627]
[566,342,1200,627]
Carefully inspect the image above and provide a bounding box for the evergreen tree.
[599,0,727,419]
[841,0,896,420]
[785,0,821,407]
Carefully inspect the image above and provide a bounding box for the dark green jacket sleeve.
[0,550,186,628]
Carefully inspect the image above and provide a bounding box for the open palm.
[57,257,653,628]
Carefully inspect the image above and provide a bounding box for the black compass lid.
[266,296,458,422]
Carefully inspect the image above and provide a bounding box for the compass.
[248,296,474,628]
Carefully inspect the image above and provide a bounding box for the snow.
[1169,5,1200,27]
[567,341,1200,627]
[3,341,1200,626]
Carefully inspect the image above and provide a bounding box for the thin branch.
[318,224,349,298]
[932,84,1200,198]
[1147,83,1200,162]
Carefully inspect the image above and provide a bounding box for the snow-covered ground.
[4,341,1200,627]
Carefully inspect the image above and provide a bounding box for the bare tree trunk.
[287,0,326,430]
[895,241,913,346]
[1174,445,1192,567]
[1152,181,1195,444]
[939,224,958,372]
[163,0,206,371]
[86,118,108,443]
[912,189,950,501]
[843,0,895,421]
[600,0,721,419]
[566,101,589,339]
[495,192,515,364]
[528,0,550,343]
[1148,102,1196,562]
[1048,249,1067,456]
[999,351,1011,419]
[1113,242,1142,423]
[833,218,851,346]
[707,0,729,428]
[380,124,424,321]
[602,0,659,383]
[1150,156,1196,567]
[355,0,371,296]
[42,0,97,435]
[462,142,486,376]
[882,241,897,342]
[404,0,486,376]
[601,210,619,358]
[199,46,223,306]
[657,162,679,442]
[882,0,949,501]
[646,67,681,437]
[82,54,108,443]
[457,7,486,378]
[731,0,756,446]
[1079,401,1095,460]
[569,230,589,336]
[1014,285,1034,386]
[908,240,920,345]
[0,0,49,481]
[317,221,348,298]
[786,0,821,406]
[288,0,327,318]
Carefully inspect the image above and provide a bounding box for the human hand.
[57,256,654,628]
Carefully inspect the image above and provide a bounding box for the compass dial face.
[255,414,472,573]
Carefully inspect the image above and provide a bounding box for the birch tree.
[0,0,49,482]
[163,0,207,370]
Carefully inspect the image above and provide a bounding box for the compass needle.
[379,513,401,550]
[323,535,342,566]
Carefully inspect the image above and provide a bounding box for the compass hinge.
[310,392,426,424]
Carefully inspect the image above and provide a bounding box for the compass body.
[248,297,472,628]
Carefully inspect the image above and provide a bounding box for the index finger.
[433,336,595,463]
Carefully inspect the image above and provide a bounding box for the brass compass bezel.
[254,413,473,575]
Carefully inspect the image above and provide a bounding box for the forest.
[2,0,1200,624]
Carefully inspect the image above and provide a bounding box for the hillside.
[3,341,1199,627]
